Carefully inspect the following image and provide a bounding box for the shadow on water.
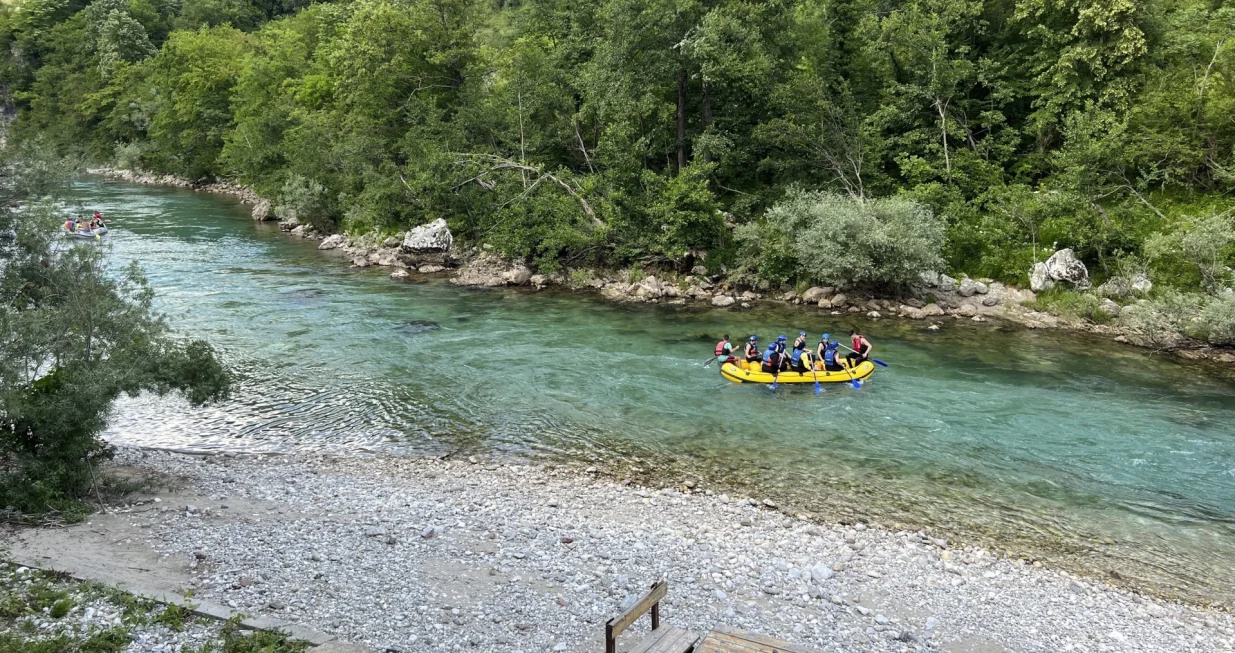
[80,178,1235,607]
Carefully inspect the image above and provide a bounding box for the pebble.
[107,448,1235,653]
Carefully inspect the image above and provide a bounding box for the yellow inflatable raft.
[720,359,875,384]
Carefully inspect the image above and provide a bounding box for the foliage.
[738,189,945,290]
[0,143,231,519]
[1,0,1233,289]
[1026,289,1115,324]
[1144,212,1235,292]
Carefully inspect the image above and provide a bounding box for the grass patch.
[1026,289,1115,324]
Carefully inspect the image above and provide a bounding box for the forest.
[1,0,1233,340]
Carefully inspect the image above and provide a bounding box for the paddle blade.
[872,358,889,367]
[851,379,861,389]
[814,381,821,394]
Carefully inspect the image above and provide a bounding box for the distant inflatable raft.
[720,359,875,384]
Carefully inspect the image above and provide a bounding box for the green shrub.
[275,175,337,234]
[49,598,73,619]
[1027,289,1115,324]
[1144,213,1235,292]
[737,189,946,291]
[1117,289,1235,347]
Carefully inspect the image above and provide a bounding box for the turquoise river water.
[75,179,1235,606]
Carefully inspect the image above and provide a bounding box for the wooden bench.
[605,580,698,653]
[693,626,822,653]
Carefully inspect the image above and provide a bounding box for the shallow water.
[76,179,1235,605]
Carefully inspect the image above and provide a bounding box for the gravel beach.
[110,447,1234,653]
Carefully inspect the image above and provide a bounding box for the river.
[76,178,1235,607]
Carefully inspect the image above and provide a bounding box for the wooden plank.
[630,627,698,653]
[606,580,669,640]
[696,627,821,653]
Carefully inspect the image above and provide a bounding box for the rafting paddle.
[837,342,888,368]
[808,353,822,394]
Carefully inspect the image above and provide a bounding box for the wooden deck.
[692,626,820,653]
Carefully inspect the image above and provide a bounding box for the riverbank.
[20,446,1228,653]
[84,167,1235,367]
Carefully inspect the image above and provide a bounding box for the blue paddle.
[838,343,888,367]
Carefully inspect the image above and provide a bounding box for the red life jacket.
[714,340,729,356]
[852,336,870,354]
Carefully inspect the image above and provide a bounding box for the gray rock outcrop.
[319,234,348,251]
[401,218,453,253]
[800,287,836,304]
[1043,249,1091,289]
[251,199,273,221]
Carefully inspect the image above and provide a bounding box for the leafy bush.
[1118,289,1235,347]
[737,189,945,290]
[0,148,231,520]
[275,175,337,234]
[1144,213,1235,292]
[1027,289,1116,324]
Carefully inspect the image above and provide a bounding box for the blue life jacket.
[790,347,804,364]
[823,346,837,366]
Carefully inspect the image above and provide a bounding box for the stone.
[382,236,401,248]
[712,295,736,307]
[318,234,348,251]
[919,271,940,287]
[982,295,1000,307]
[418,265,446,274]
[1098,273,1153,298]
[365,526,388,537]
[800,287,836,304]
[502,266,533,286]
[1029,262,1053,292]
[955,303,978,318]
[401,218,453,253]
[634,276,664,299]
[529,274,548,289]
[938,274,958,292]
[1100,298,1121,317]
[1044,249,1091,289]
[830,293,847,307]
[921,303,945,317]
[691,265,708,276]
[352,256,370,268]
[811,564,834,583]
[251,199,273,221]
[958,278,987,297]
[390,269,410,280]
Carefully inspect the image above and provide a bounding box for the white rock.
[401,218,453,253]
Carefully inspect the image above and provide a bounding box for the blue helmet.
[821,332,831,341]
[777,335,787,341]
[799,331,807,336]
[749,335,758,342]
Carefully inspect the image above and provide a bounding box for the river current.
[77,179,1235,606]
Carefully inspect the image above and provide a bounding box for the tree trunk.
[676,69,687,173]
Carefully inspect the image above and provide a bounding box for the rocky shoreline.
[100,446,1233,653]
[87,168,1235,366]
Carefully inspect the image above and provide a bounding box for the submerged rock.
[396,320,439,334]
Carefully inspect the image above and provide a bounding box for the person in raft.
[743,335,762,364]
[714,334,736,365]
[761,342,784,373]
[847,330,873,367]
[818,333,844,371]
[789,340,811,373]
[792,331,808,352]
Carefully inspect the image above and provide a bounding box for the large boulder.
[938,274,958,292]
[711,295,736,307]
[1044,249,1091,289]
[957,278,988,297]
[401,218,453,253]
[1030,262,1053,292]
[633,276,664,299]
[801,286,836,304]
[502,265,533,286]
[921,303,946,317]
[251,199,273,221]
[318,234,349,250]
